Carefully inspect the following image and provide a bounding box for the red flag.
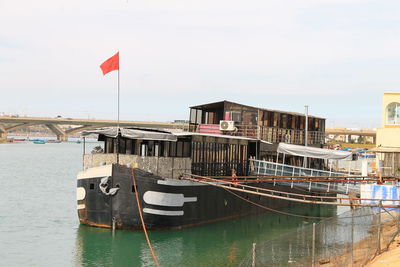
[100,52,119,75]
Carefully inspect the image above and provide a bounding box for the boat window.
[126,139,132,154]
[281,114,287,128]
[169,142,177,157]
[196,110,202,124]
[183,141,191,157]
[273,113,279,127]
[190,109,197,124]
[147,141,154,156]
[163,141,170,157]
[154,143,160,157]
[106,137,114,153]
[176,141,183,157]
[119,138,126,154]
[140,143,147,157]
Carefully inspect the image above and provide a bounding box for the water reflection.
[73,205,336,266]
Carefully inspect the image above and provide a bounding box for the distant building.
[374,93,400,175]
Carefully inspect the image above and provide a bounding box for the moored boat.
[76,100,333,230]
[76,127,338,230]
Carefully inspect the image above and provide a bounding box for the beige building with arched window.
[374,92,400,175]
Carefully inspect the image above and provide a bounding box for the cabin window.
[126,139,132,154]
[140,143,147,157]
[183,141,191,157]
[163,142,170,157]
[196,110,202,124]
[176,141,183,157]
[147,141,154,156]
[106,137,114,153]
[387,102,400,124]
[169,142,177,157]
[231,111,241,123]
[119,138,126,154]
[281,114,287,128]
[154,143,160,157]
[190,109,197,124]
[299,117,304,130]
[273,113,279,127]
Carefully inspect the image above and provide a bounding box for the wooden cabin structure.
[189,100,325,145]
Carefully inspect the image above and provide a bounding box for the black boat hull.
[77,164,323,230]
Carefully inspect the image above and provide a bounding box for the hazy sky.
[1,0,399,128]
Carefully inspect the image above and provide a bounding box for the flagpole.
[117,58,120,164]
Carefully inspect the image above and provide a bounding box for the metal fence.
[238,207,400,267]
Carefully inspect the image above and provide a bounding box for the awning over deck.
[277,143,353,160]
[81,127,177,141]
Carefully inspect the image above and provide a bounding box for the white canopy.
[81,127,177,142]
[277,143,353,161]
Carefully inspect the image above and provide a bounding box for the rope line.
[182,174,400,207]
[223,187,388,220]
[223,187,332,219]
[131,168,161,267]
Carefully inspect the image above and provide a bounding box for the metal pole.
[252,243,256,267]
[275,152,279,175]
[377,201,382,253]
[312,222,316,267]
[116,63,120,164]
[304,105,308,168]
[83,137,86,169]
[351,210,354,266]
[281,153,286,176]
[305,105,308,147]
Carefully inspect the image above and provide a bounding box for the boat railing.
[193,124,325,145]
[249,159,361,194]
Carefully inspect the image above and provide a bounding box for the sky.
[1,0,400,128]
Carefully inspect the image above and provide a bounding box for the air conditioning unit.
[219,120,235,131]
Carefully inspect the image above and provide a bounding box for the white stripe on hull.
[143,191,197,207]
[143,208,184,216]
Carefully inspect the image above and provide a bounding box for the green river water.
[0,142,337,266]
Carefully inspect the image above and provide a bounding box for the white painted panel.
[77,204,86,210]
[143,208,183,216]
[77,165,112,180]
[143,191,197,207]
[157,179,205,186]
[76,187,86,200]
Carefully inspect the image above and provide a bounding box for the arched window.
[387,102,400,124]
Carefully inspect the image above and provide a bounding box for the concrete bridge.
[0,116,188,141]
[325,127,376,143]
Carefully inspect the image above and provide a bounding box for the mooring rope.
[222,187,333,219]
[184,174,400,207]
[131,168,161,267]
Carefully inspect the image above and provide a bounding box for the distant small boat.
[76,140,81,144]
[33,140,46,144]
[14,138,26,142]
[47,140,62,143]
